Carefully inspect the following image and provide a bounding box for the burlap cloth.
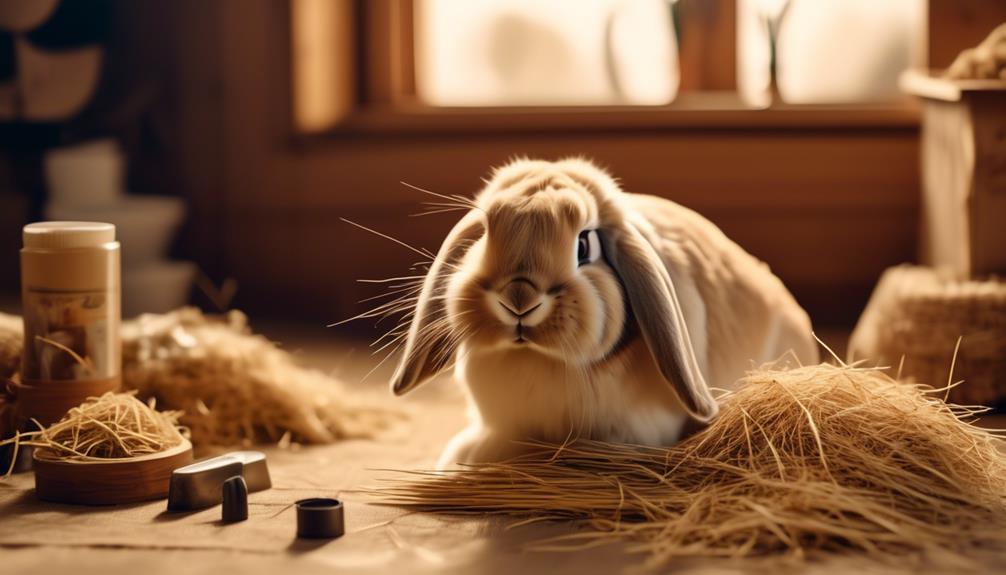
[0,379,674,574]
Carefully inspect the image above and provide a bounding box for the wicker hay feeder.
[849,265,1006,407]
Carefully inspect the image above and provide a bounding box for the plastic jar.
[17,221,121,426]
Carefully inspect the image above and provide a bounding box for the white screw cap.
[23,221,116,249]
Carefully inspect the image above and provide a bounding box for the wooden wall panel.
[221,194,916,328]
[676,0,737,91]
[214,126,919,327]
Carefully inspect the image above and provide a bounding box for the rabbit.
[389,158,818,469]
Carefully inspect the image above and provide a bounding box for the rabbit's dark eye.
[577,229,601,266]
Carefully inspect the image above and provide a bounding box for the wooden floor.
[1,316,1004,574]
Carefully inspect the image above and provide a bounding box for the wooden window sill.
[297,95,921,140]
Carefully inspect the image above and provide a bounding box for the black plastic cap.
[222,475,249,523]
[296,498,345,539]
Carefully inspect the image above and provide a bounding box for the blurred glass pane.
[738,0,925,105]
[414,0,679,106]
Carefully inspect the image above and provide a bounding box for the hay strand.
[1,391,185,474]
[374,363,1006,567]
[2,308,401,448]
[121,308,401,447]
[0,312,21,382]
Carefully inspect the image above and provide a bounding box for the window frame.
[289,0,922,138]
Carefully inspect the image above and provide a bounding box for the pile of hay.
[376,363,1006,567]
[1,308,399,447]
[0,312,20,382]
[121,308,399,446]
[850,265,1006,407]
[945,22,1006,80]
[0,313,22,437]
[34,391,185,459]
[2,391,185,471]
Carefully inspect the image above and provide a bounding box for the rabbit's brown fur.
[390,158,817,467]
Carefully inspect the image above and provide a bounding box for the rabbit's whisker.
[371,332,409,356]
[357,284,423,304]
[400,181,483,214]
[359,340,406,383]
[411,208,471,218]
[357,275,426,284]
[340,218,437,262]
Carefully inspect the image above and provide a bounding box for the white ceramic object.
[776,0,924,104]
[122,261,196,318]
[415,0,677,106]
[44,139,125,206]
[45,195,186,265]
[737,0,925,105]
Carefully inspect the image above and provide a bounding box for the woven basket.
[849,265,1006,407]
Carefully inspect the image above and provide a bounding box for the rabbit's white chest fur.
[438,341,690,468]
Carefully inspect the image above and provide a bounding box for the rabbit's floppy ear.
[391,211,484,395]
[603,217,719,421]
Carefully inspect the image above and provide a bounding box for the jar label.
[21,288,117,382]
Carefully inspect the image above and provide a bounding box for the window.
[738,0,925,106]
[415,0,679,106]
[289,0,928,134]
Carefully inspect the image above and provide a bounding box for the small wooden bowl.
[33,439,194,505]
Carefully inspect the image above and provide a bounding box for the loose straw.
[120,308,400,447]
[2,308,400,449]
[374,364,1006,567]
[2,391,186,475]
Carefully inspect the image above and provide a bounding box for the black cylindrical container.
[296,498,344,539]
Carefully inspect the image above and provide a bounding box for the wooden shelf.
[900,69,1006,102]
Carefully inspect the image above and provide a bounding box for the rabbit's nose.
[498,278,543,318]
